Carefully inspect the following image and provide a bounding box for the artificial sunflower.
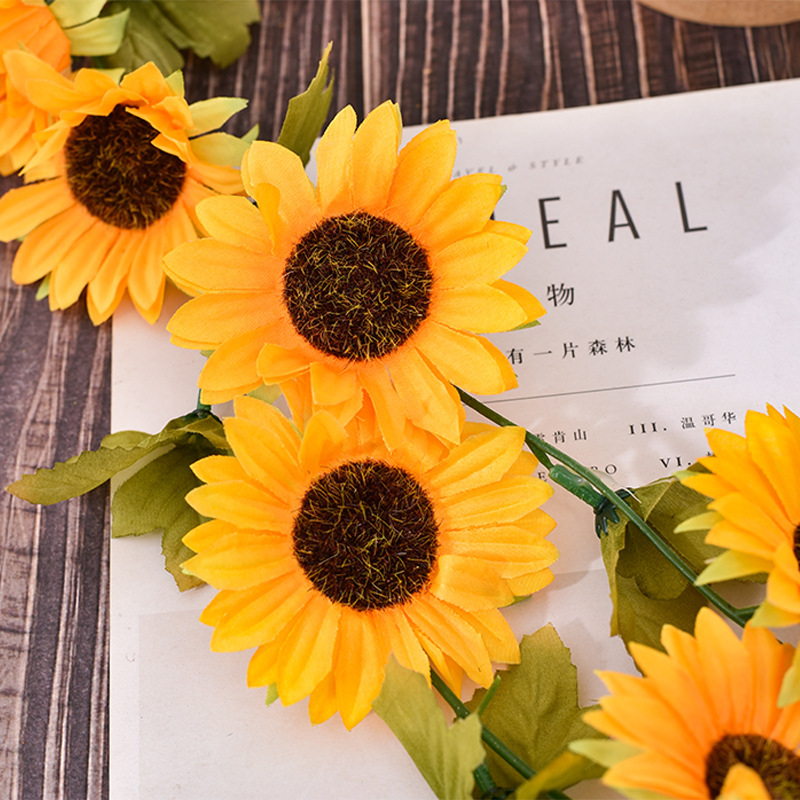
[0,0,127,175]
[576,608,800,800]
[0,52,250,323]
[181,397,557,728]
[164,101,545,445]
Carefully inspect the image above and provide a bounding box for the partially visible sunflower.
[181,397,557,728]
[0,0,127,175]
[678,406,800,704]
[164,101,545,445]
[576,608,800,800]
[0,52,250,323]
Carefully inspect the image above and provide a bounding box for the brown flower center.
[705,733,800,798]
[64,104,187,230]
[282,211,433,361]
[793,524,800,565]
[292,459,439,610]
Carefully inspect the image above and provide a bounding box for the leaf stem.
[430,671,570,800]
[457,389,754,630]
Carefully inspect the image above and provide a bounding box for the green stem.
[430,671,571,800]
[196,389,212,414]
[457,389,754,630]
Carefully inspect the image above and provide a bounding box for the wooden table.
[2,1,799,796]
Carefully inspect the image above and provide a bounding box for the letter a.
[608,190,640,242]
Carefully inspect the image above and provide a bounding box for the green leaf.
[373,658,484,800]
[7,410,228,505]
[64,9,129,56]
[102,0,259,72]
[111,445,212,590]
[598,476,721,653]
[276,43,334,166]
[465,624,605,792]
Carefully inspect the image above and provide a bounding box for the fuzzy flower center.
[64,105,187,230]
[793,523,800,565]
[282,211,433,361]
[292,459,439,611]
[705,733,800,798]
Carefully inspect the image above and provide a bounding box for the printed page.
[110,78,800,798]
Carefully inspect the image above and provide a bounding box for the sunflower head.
[0,0,128,175]
[165,101,545,446]
[577,608,800,800]
[678,406,800,632]
[0,53,250,323]
[181,397,557,728]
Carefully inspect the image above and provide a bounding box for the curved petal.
[432,231,528,288]
[168,291,280,347]
[197,327,275,402]
[431,282,529,333]
[210,570,312,652]
[314,105,356,215]
[413,173,507,252]
[414,321,517,394]
[351,100,401,212]
[277,596,341,704]
[183,532,294,590]
[195,194,271,251]
[334,608,389,729]
[384,121,456,230]
[429,554,512,610]
[186,480,293,530]
[0,177,74,241]
[425,427,526,497]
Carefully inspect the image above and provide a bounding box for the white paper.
[111,79,800,799]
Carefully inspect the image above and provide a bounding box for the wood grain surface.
[1,1,799,797]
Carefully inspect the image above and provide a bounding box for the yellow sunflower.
[181,397,557,728]
[678,405,800,705]
[576,608,800,800]
[0,52,249,323]
[0,0,127,175]
[679,407,800,626]
[164,101,544,445]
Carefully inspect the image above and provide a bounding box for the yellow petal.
[183,532,293,590]
[0,178,74,241]
[426,427,525,496]
[413,173,506,251]
[10,204,92,284]
[385,345,462,442]
[432,231,528,288]
[50,219,118,309]
[351,100,401,211]
[429,554,513,610]
[432,282,529,333]
[334,609,388,729]
[210,571,312,652]
[164,238,278,294]
[196,327,274,402]
[186,480,292,529]
[443,476,551,526]
[297,411,347,475]
[224,416,304,497]
[168,291,278,347]
[233,395,301,460]
[243,141,319,246]
[405,595,492,687]
[277,596,341,704]
[384,120,456,230]
[182,518,236,553]
[415,321,518,394]
[195,194,271,251]
[314,105,355,215]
